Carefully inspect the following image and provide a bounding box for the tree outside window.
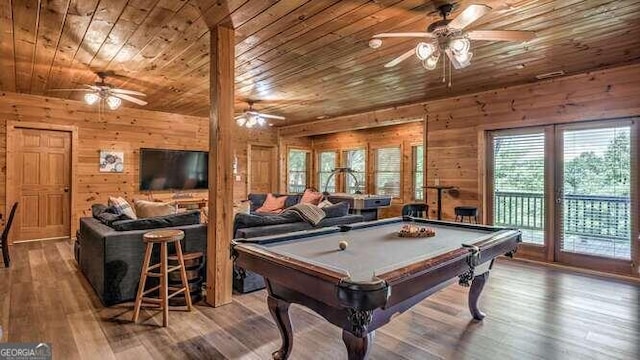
[413,145,424,200]
[288,150,308,193]
[375,147,401,197]
[318,151,337,193]
[343,149,366,194]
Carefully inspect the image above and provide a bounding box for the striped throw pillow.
[108,196,137,219]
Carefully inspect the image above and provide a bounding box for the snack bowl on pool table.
[397,223,436,238]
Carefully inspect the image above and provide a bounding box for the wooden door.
[13,129,71,241]
[249,145,275,194]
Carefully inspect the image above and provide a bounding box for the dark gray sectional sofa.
[77,211,206,306]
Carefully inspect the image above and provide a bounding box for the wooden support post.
[206,25,234,307]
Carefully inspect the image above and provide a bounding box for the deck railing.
[494,191,630,240]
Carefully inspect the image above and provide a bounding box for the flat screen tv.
[139,148,208,190]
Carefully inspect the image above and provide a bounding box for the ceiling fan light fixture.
[236,117,246,127]
[256,116,266,126]
[422,54,440,70]
[415,42,435,61]
[84,93,100,105]
[368,38,383,49]
[106,96,122,110]
[454,51,473,65]
[449,37,470,55]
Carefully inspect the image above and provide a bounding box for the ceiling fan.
[369,2,535,77]
[49,71,147,110]
[235,101,285,128]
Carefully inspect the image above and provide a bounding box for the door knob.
[64,187,70,193]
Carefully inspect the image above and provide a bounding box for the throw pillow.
[108,196,137,219]
[299,189,323,205]
[322,201,350,218]
[134,200,177,218]
[317,199,333,208]
[256,193,287,214]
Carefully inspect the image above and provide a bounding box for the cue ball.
[339,240,348,250]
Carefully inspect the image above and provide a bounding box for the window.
[374,147,401,197]
[287,149,308,193]
[342,149,366,194]
[318,151,337,193]
[412,145,424,200]
[491,131,546,244]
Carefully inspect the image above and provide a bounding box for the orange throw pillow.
[256,193,287,214]
[299,189,323,205]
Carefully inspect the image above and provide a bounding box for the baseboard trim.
[505,257,640,284]
[13,236,71,244]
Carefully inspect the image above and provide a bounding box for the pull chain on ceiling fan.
[369,3,536,86]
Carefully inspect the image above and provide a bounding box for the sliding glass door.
[556,122,634,272]
[488,120,637,274]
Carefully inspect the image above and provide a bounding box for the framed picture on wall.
[99,150,124,172]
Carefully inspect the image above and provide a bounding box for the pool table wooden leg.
[267,295,293,360]
[342,329,375,360]
[469,271,489,320]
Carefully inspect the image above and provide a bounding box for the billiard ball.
[338,240,348,250]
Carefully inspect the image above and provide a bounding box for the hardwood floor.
[1,239,638,360]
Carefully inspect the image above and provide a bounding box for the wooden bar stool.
[132,229,192,327]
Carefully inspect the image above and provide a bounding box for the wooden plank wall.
[0,92,277,235]
[282,64,640,221]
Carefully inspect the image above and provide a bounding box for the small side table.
[425,185,457,220]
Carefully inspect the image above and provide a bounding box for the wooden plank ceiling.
[1,0,639,125]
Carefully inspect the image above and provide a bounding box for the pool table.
[232,217,521,360]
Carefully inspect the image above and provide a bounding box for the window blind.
[492,132,545,244]
[318,151,336,193]
[375,147,401,197]
[343,149,366,194]
[287,150,307,193]
[413,145,424,200]
[560,126,631,260]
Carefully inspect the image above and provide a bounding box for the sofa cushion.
[234,214,364,239]
[234,212,300,229]
[108,196,137,219]
[317,199,333,208]
[322,201,350,218]
[134,200,177,218]
[256,193,288,214]
[110,210,200,231]
[299,189,323,205]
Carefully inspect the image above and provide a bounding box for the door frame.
[246,143,278,196]
[6,121,78,244]
[554,119,638,275]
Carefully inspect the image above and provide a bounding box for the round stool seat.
[143,229,185,243]
[454,206,478,217]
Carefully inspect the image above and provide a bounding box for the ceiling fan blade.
[112,93,148,106]
[48,89,92,92]
[246,111,285,120]
[384,49,415,68]
[373,32,435,39]
[256,113,285,120]
[448,4,492,30]
[110,88,147,96]
[467,30,536,42]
